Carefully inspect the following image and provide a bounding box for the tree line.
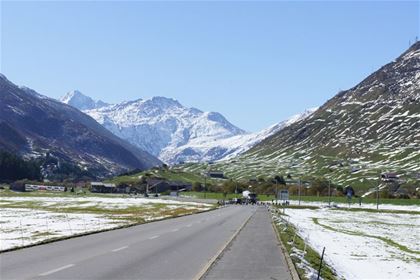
[0,150,41,181]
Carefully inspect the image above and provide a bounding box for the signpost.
[278,190,289,214]
[278,190,289,201]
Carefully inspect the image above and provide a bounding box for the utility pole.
[204,172,207,199]
[298,178,302,206]
[328,179,331,207]
[275,180,278,205]
[377,173,380,210]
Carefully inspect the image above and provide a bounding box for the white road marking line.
[39,264,74,276]
[149,235,159,239]
[111,246,128,252]
[171,228,179,232]
[186,224,192,227]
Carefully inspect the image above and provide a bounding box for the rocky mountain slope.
[0,74,161,177]
[63,92,315,164]
[184,42,420,188]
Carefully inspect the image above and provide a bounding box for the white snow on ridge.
[83,96,246,161]
[160,108,318,163]
[61,90,109,111]
[61,90,318,164]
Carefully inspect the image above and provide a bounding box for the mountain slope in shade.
[186,42,420,187]
[0,74,161,176]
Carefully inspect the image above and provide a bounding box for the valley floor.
[0,193,213,251]
[273,201,420,279]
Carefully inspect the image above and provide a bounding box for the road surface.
[1,205,292,280]
[203,207,292,280]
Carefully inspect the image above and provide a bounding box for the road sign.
[277,190,289,201]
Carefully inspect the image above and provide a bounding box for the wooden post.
[317,247,326,280]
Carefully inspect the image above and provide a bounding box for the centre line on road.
[149,235,160,239]
[186,224,192,227]
[111,246,128,252]
[39,264,74,276]
[171,228,179,232]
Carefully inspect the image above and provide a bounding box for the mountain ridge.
[61,91,316,164]
[183,42,420,187]
[0,74,161,177]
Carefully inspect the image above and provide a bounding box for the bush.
[192,181,203,192]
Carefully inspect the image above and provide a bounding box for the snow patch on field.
[284,208,420,279]
[288,199,420,212]
[0,196,211,209]
[0,195,212,251]
[0,208,120,250]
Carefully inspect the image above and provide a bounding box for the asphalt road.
[203,207,292,280]
[1,206,256,280]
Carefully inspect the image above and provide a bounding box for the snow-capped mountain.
[0,74,161,176]
[61,90,317,164]
[61,90,109,111]
[159,108,318,163]
[80,96,246,163]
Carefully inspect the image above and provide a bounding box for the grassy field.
[275,205,420,279]
[107,168,224,185]
[0,189,214,251]
[182,191,420,205]
[288,195,420,206]
[181,191,275,201]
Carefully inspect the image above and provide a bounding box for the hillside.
[0,74,161,177]
[183,42,420,189]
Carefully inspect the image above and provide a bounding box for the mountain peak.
[82,95,247,162]
[61,90,109,111]
[146,96,182,108]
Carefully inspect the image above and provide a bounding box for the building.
[10,182,66,192]
[90,182,121,193]
[147,179,192,193]
[381,173,399,182]
[207,171,225,179]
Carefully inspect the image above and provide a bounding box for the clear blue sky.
[1,1,419,132]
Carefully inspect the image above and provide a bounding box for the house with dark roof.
[147,179,192,193]
[381,173,399,182]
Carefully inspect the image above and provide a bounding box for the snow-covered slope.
[61,90,109,111]
[61,90,315,164]
[82,96,246,163]
[160,108,318,163]
[187,42,420,187]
